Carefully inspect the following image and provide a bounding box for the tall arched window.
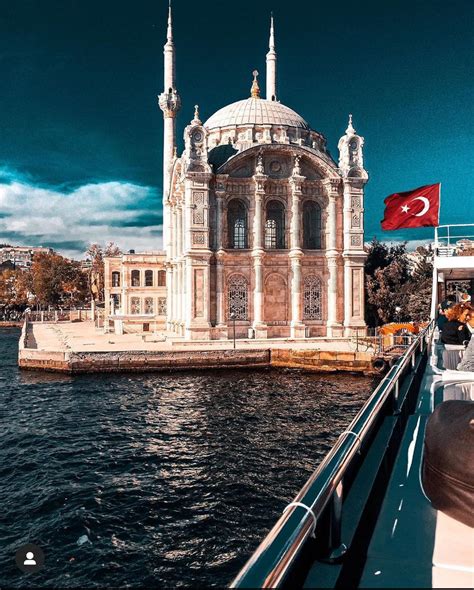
[227,199,248,249]
[227,275,248,320]
[158,270,166,287]
[265,200,285,249]
[111,271,120,287]
[131,270,140,287]
[303,201,322,249]
[303,276,322,320]
[145,270,153,287]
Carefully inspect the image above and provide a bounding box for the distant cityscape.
[2,236,473,272]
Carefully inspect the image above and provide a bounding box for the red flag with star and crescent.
[381,183,440,230]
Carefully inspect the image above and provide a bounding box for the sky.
[0,0,473,258]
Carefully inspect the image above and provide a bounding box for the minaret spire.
[166,0,173,42]
[159,0,181,200]
[266,13,277,101]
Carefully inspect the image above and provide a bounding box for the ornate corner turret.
[182,105,212,175]
[338,114,368,182]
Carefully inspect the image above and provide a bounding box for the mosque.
[104,5,368,340]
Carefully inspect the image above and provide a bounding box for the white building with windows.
[104,7,368,339]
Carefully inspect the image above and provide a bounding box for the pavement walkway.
[27,321,371,354]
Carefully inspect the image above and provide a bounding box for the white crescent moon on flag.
[411,196,430,217]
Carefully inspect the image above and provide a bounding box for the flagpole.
[436,181,441,249]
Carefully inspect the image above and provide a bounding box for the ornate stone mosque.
[104,6,368,340]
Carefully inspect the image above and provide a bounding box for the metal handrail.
[231,321,433,588]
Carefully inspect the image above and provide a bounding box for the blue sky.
[0,0,472,257]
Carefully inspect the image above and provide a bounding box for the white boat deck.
[360,341,474,589]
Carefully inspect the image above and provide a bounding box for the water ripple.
[0,328,377,587]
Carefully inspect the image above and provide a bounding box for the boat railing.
[231,321,434,589]
[434,223,474,256]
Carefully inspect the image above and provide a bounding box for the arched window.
[158,270,166,287]
[145,270,153,287]
[131,270,140,287]
[303,276,322,320]
[227,275,248,320]
[265,200,285,249]
[303,201,322,249]
[227,199,248,249]
[111,271,120,287]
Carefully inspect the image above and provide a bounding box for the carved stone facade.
[104,8,368,338]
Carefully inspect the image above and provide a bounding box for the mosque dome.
[204,97,310,131]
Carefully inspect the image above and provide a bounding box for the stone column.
[251,174,267,339]
[215,192,224,250]
[342,179,367,336]
[215,189,227,337]
[166,264,173,331]
[289,170,305,338]
[324,180,343,337]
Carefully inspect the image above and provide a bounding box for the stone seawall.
[18,348,272,373]
[18,347,374,374]
[271,348,373,373]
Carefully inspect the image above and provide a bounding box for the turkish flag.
[381,183,440,230]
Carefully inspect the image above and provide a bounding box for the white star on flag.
[401,205,410,213]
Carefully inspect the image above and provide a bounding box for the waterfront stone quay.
[18,321,375,374]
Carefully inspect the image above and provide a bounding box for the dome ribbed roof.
[204,98,309,130]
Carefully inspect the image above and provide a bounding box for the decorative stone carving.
[292,154,302,176]
[158,89,181,119]
[193,209,204,224]
[255,151,265,175]
[269,160,282,173]
[192,232,205,245]
[351,213,360,228]
[350,235,362,247]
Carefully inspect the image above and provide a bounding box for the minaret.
[158,1,181,200]
[266,14,277,101]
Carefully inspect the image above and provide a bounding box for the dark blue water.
[0,328,377,588]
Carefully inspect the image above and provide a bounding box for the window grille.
[303,276,322,320]
[227,275,248,320]
[157,297,167,315]
[131,297,141,314]
[144,297,154,314]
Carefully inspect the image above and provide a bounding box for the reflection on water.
[0,329,377,588]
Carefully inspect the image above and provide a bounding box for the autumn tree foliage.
[30,252,88,308]
[365,239,433,327]
[86,242,121,302]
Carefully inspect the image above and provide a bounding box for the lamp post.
[395,306,402,346]
[230,312,236,349]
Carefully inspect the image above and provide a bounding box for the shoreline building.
[0,245,53,269]
[105,7,368,339]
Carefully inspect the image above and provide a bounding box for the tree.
[30,252,88,308]
[405,246,434,321]
[364,240,432,326]
[86,242,121,302]
[0,267,33,319]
